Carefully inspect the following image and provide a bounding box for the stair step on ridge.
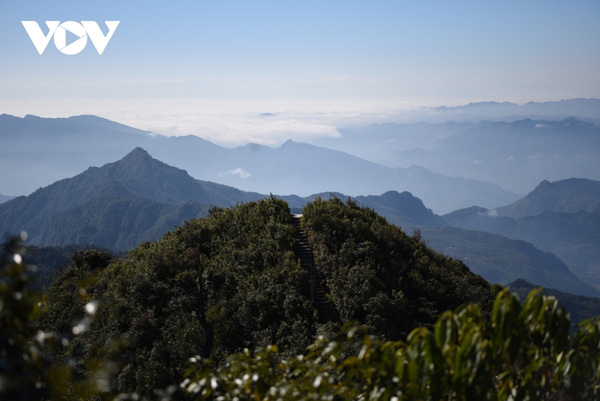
[291,214,336,323]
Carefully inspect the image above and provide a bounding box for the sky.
[0,0,599,145]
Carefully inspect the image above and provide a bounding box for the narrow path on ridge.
[291,214,337,323]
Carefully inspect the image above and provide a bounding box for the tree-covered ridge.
[1,198,600,399]
[42,197,315,395]
[302,197,497,339]
[35,197,503,397]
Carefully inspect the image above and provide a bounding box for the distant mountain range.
[420,225,597,297]
[495,178,600,218]
[0,114,520,214]
[443,178,600,290]
[312,117,600,194]
[1,148,597,297]
[0,148,446,251]
[4,99,599,203]
[282,190,445,227]
[430,98,600,121]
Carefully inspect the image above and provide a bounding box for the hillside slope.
[443,178,600,289]
[420,226,598,297]
[0,148,263,247]
[41,197,497,397]
[496,178,600,219]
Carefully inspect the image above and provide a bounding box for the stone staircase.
[291,214,337,323]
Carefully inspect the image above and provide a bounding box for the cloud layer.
[0,97,458,146]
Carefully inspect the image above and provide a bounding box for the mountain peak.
[113,148,159,173]
[360,190,444,226]
[123,147,151,160]
[496,178,600,219]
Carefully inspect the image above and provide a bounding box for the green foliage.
[48,197,316,397]
[0,237,125,400]
[1,197,600,400]
[302,197,496,338]
[182,290,600,401]
[23,243,111,288]
[0,235,48,399]
[40,249,114,335]
[39,197,499,397]
[509,278,600,326]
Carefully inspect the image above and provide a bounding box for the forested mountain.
[2,148,595,297]
[495,178,600,219]
[38,197,497,397]
[0,147,264,249]
[4,199,599,400]
[0,114,519,213]
[0,148,443,251]
[443,178,600,290]
[419,226,598,297]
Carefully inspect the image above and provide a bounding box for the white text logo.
[21,21,120,55]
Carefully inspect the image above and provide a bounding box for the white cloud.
[221,168,251,179]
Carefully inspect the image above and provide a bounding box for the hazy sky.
[0,0,599,145]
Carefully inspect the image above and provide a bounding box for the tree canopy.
[1,197,598,399]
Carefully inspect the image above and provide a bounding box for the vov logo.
[21,21,120,55]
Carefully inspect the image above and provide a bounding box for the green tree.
[0,234,48,399]
[302,197,497,338]
[182,289,600,401]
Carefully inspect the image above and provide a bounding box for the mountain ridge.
[430,98,600,120]
[312,117,600,195]
[0,147,265,245]
[442,178,600,289]
[0,113,520,213]
[420,225,598,297]
[1,148,596,298]
[495,178,600,219]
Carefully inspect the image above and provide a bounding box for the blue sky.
[0,0,599,144]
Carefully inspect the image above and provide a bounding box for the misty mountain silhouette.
[0,114,520,214]
[495,178,600,219]
[0,147,263,248]
[442,178,600,291]
[1,148,596,297]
